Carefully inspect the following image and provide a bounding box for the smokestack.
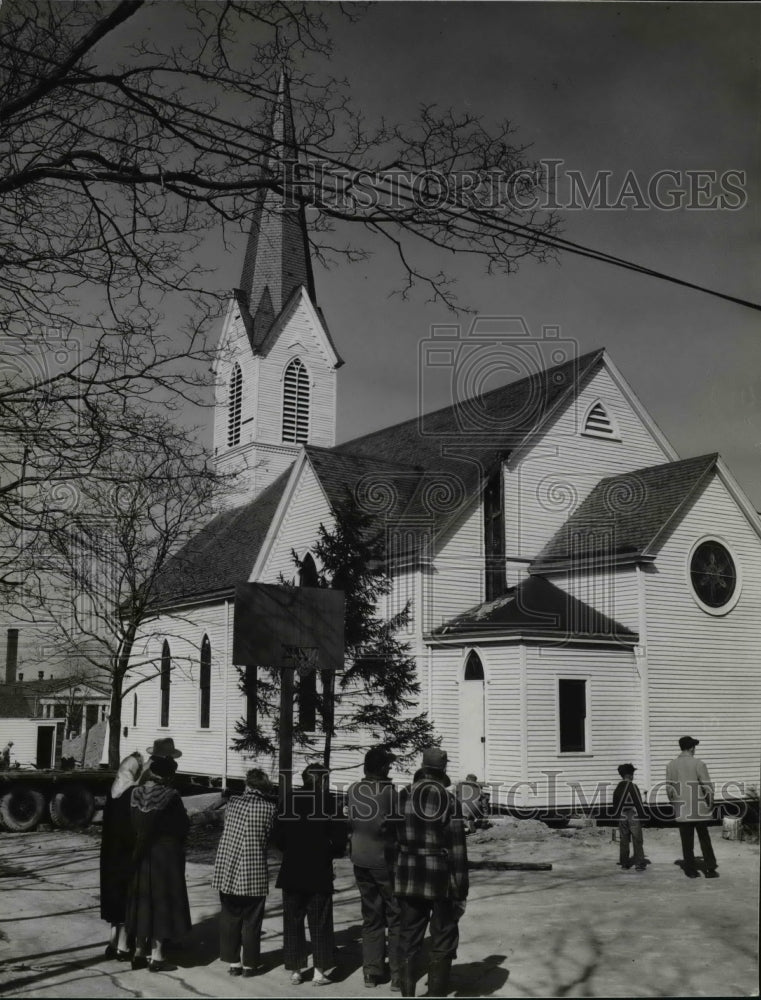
[5,629,18,683]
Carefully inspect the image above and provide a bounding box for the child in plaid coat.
[211,769,277,977]
[394,748,468,998]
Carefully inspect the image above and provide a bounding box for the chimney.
[5,628,18,684]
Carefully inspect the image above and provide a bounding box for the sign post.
[232,583,345,802]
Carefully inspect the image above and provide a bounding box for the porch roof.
[429,576,638,643]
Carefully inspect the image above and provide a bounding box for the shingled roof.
[337,348,604,480]
[150,470,291,608]
[431,575,637,643]
[150,349,611,609]
[531,453,718,570]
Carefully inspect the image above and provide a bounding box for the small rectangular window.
[559,678,587,753]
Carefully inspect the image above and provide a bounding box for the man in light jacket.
[665,736,718,879]
[347,747,403,990]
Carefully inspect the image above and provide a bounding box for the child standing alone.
[612,764,647,871]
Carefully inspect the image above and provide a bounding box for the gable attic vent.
[583,401,618,439]
[283,357,310,443]
[227,362,243,447]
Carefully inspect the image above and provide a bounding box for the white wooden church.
[123,78,761,811]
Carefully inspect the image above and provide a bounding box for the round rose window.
[689,540,737,609]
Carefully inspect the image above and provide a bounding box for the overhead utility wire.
[323,166,761,313]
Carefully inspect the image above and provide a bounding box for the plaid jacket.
[393,780,469,901]
[211,789,277,897]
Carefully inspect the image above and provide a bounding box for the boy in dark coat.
[611,763,647,871]
[273,764,347,986]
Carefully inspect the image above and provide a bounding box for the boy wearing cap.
[666,736,718,878]
[347,747,402,990]
[611,764,647,871]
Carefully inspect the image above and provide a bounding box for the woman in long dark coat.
[100,752,144,959]
[125,741,191,972]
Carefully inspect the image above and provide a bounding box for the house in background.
[0,676,109,768]
[120,79,761,810]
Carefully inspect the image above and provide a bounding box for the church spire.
[238,71,316,349]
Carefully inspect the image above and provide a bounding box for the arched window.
[199,635,211,729]
[282,358,310,443]
[227,362,243,446]
[464,650,484,681]
[299,553,319,587]
[160,640,171,728]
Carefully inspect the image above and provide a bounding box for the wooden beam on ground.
[469,860,552,871]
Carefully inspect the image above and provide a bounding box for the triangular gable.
[255,285,343,368]
[250,450,326,581]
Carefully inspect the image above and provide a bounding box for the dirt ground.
[0,805,758,999]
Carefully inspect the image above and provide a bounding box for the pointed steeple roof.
[237,71,316,350]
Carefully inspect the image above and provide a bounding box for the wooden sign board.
[233,582,345,671]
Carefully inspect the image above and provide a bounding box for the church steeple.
[238,71,316,350]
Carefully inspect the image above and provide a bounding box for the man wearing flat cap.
[666,736,718,878]
[394,747,468,997]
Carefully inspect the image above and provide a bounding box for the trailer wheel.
[0,787,46,832]
[48,785,96,829]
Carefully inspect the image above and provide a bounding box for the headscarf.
[111,752,144,799]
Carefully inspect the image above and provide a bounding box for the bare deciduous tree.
[17,407,229,767]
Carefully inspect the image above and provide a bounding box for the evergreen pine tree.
[233,489,437,766]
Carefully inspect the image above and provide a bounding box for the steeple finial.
[238,71,316,348]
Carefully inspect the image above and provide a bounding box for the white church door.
[459,651,486,780]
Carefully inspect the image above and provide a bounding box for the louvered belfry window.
[227,362,243,446]
[283,358,310,443]
[584,401,615,438]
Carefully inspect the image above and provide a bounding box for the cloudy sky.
[218,3,760,506]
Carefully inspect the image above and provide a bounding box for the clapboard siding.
[125,601,245,778]
[522,645,642,808]
[505,365,672,573]
[645,473,761,800]
[542,565,640,632]
[426,496,483,629]
[256,462,333,583]
[213,296,337,508]
[427,648,463,775]
[0,718,63,768]
[256,299,336,449]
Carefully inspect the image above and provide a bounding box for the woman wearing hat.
[125,738,191,971]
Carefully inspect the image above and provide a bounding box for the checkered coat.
[211,789,277,897]
[393,780,469,901]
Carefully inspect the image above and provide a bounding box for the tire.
[0,787,47,832]
[48,785,96,829]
